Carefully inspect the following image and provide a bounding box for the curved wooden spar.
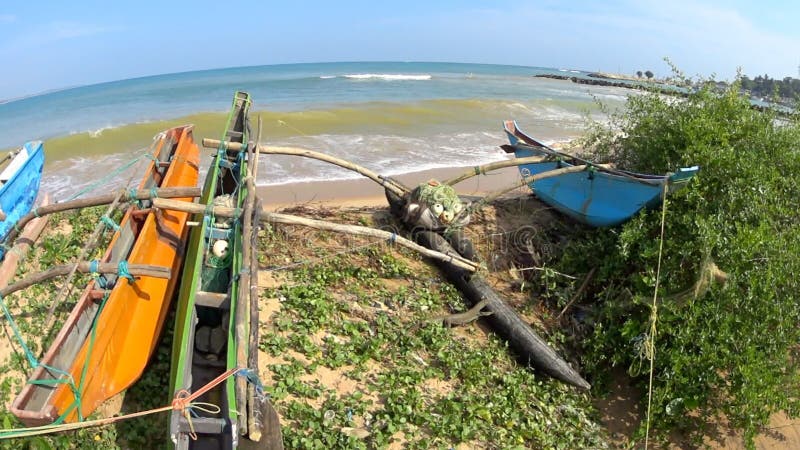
[443,155,548,186]
[0,262,170,298]
[151,198,481,272]
[2,186,200,246]
[477,164,612,206]
[201,138,407,196]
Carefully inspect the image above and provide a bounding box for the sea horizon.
[0,61,633,199]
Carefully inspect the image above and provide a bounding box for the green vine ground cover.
[255,205,607,449]
[6,74,797,448]
[0,201,612,449]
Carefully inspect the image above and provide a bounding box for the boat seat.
[177,416,226,434]
[207,226,232,240]
[195,291,230,309]
[191,350,227,368]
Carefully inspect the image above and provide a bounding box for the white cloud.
[441,1,800,79]
[0,21,125,54]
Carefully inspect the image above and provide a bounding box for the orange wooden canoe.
[11,125,199,426]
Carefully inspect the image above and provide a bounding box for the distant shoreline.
[533,73,682,94]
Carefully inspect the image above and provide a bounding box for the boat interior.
[11,133,177,424]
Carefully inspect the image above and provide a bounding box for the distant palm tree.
[645,70,654,79]
[636,70,643,78]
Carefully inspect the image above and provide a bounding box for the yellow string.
[644,182,669,449]
[276,119,310,138]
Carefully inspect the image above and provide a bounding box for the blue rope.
[117,260,134,283]
[150,187,159,199]
[0,294,82,421]
[89,259,107,288]
[66,154,146,201]
[128,188,143,208]
[100,215,120,232]
[237,368,265,396]
[1,294,39,368]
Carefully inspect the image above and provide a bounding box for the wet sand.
[258,166,525,209]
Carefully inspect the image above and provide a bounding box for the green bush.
[570,72,800,445]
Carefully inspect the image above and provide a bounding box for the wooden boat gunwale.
[503,120,698,186]
[0,141,45,256]
[169,91,251,449]
[502,119,698,227]
[10,125,199,426]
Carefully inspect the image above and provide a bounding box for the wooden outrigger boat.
[10,125,199,426]
[169,91,260,448]
[502,120,698,227]
[0,141,45,258]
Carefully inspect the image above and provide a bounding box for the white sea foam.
[40,148,170,200]
[343,73,432,81]
[88,125,117,138]
[319,75,336,79]
[252,132,510,187]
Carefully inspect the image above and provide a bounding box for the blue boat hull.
[0,141,44,258]
[504,121,697,227]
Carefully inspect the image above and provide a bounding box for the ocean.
[0,62,631,199]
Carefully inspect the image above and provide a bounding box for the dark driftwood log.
[385,189,590,390]
[3,187,201,245]
[0,262,171,298]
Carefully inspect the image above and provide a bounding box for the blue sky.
[1,0,798,99]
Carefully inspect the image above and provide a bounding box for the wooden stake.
[444,155,548,186]
[246,118,264,442]
[235,140,257,437]
[151,198,481,272]
[2,187,200,246]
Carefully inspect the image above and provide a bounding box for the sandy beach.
[258,165,524,209]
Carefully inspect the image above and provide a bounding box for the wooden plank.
[194,291,230,309]
[0,193,50,289]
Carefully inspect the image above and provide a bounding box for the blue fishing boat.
[502,120,698,227]
[0,141,44,257]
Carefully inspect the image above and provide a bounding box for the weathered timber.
[202,138,406,196]
[151,198,480,272]
[385,189,590,390]
[3,187,200,245]
[44,189,128,332]
[0,194,50,288]
[444,155,548,186]
[0,262,170,298]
